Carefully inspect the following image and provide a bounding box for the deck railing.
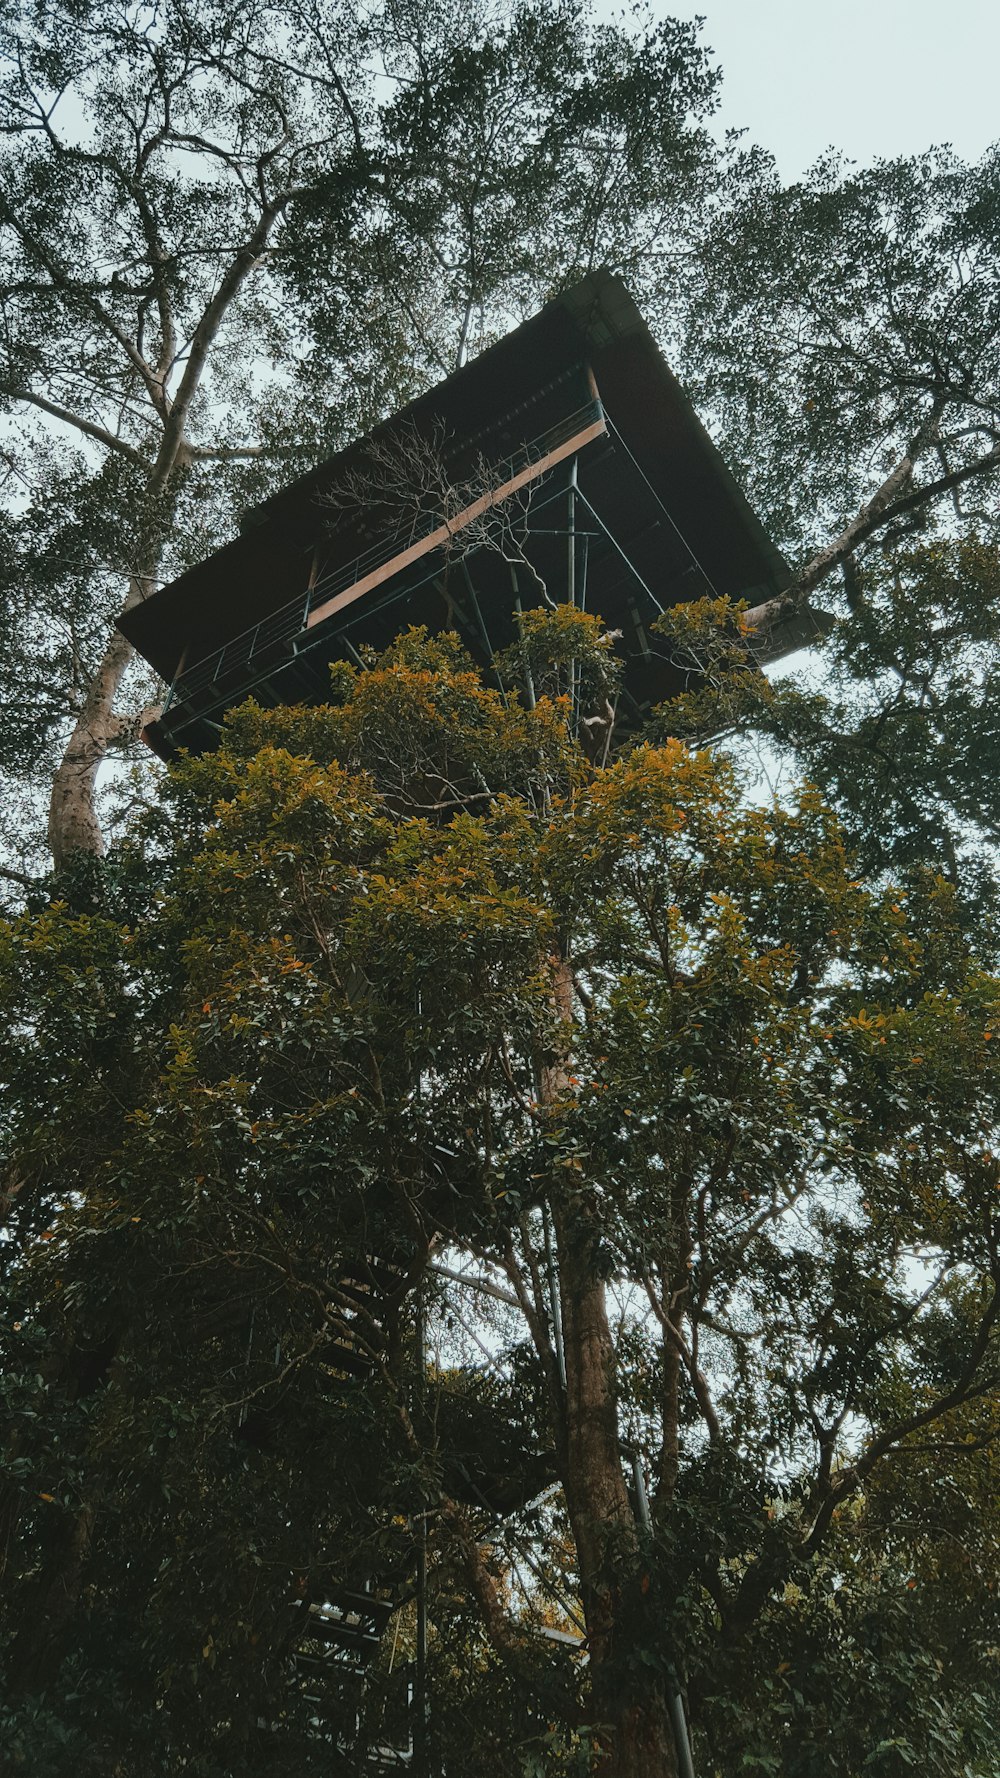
[162,393,603,720]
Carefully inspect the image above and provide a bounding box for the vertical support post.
[162,641,191,717]
[414,1282,429,1777]
[567,457,577,609]
[567,456,580,734]
[462,561,496,665]
[512,580,538,712]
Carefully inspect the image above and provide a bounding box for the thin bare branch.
[2,387,148,466]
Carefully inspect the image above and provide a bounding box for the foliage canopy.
[2,623,1000,1774]
[4,3,1000,1771]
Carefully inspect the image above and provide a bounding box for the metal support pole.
[667,1687,696,1778]
[628,1448,696,1778]
[461,561,495,662]
[574,484,665,614]
[414,1285,429,1777]
[567,457,581,733]
[567,457,577,608]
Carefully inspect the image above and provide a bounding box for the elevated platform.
[118,272,801,760]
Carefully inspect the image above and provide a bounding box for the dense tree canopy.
[4,4,1000,1774]
[0,0,717,868]
[4,4,1000,881]
[2,624,1000,1774]
[682,147,1000,558]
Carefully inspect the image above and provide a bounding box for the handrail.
[165,396,603,714]
[307,398,602,611]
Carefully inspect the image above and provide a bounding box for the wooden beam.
[306,416,607,633]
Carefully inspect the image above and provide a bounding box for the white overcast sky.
[660,0,998,177]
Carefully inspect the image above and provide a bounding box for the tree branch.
[2,387,147,466]
[0,863,40,891]
[745,398,949,635]
[148,191,301,494]
[439,1496,558,1700]
[803,1269,1000,1556]
[185,441,306,461]
[0,194,165,415]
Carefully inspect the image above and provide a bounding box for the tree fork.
[43,190,292,869]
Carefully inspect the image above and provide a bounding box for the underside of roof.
[118,270,808,761]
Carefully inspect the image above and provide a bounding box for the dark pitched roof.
[118,270,798,759]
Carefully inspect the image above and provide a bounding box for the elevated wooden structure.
[118,272,794,1767]
[118,271,800,759]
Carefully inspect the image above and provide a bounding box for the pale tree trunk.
[44,197,290,869]
[47,628,138,868]
[557,1226,678,1778]
[544,955,678,1778]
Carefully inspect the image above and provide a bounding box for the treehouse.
[114,270,811,1768]
[118,270,810,761]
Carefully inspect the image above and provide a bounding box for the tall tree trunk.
[48,628,136,867]
[545,955,678,1778]
[47,498,165,868]
[556,1225,679,1778]
[44,201,288,869]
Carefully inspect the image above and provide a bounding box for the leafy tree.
[646,530,1000,950]
[753,537,1000,947]
[5,10,1000,1775]
[3,621,1000,1776]
[0,0,718,872]
[673,144,1000,662]
[6,9,1000,892]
